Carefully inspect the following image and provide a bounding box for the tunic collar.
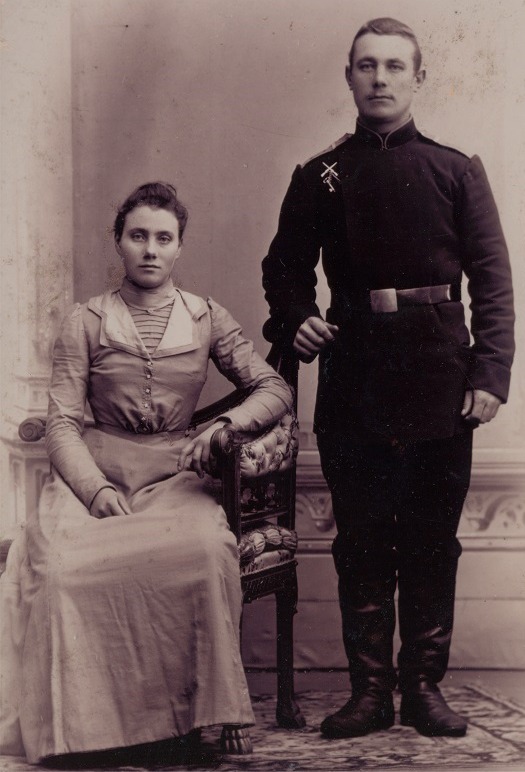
[354,116,418,150]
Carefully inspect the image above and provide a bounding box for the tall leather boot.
[321,550,397,738]
[398,544,467,737]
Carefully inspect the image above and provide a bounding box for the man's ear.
[414,68,426,91]
[345,64,353,90]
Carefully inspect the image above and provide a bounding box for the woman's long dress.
[0,288,292,763]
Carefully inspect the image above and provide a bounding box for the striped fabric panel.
[128,303,174,353]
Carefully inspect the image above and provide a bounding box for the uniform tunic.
[0,287,292,763]
[262,118,514,443]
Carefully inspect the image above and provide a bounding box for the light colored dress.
[0,285,292,763]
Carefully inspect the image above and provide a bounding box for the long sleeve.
[459,155,515,401]
[262,164,323,344]
[207,298,293,431]
[45,305,115,508]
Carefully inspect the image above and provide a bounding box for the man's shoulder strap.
[417,130,471,160]
[301,133,352,169]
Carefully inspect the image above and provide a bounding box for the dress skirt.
[0,428,254,763]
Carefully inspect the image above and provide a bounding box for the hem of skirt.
[33,715,256,762]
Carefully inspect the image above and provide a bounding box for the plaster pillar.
[0,0,74,535]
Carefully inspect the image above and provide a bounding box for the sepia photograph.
[1,1,524,770]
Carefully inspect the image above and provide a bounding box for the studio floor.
[248,668,525,708]
[1,670,524,772]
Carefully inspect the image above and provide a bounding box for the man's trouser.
[317,431,473,695]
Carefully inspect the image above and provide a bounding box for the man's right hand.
[90,487,132,518]
[293,316,339,361]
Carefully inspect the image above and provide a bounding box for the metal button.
[145,388,151,394]
[146,373,151,379]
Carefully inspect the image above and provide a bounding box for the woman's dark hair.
[113,182,189,242]
[348,17,422,73]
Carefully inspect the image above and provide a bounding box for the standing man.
[262,18,514,739]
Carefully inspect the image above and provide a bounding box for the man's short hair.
[348,17,422,72]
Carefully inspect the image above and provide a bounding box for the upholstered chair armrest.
[238,412,298,478]
[208,411,298,477]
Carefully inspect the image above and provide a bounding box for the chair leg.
[220,725,253,754]
[275,577,306,728]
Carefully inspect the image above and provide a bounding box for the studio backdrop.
[1,0,524,669]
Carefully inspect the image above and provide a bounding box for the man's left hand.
[461,389,502,426]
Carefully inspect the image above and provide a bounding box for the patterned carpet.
[2,686,525,771]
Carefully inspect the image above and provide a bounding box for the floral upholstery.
[240,548,295,577]
[238,521,298,567]
[235,411,299,572]
[239,411,298,478]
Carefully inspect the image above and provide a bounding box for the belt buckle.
[370,288,398,313]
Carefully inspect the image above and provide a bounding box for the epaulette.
[417,130,470,160]
[301,133,352,169]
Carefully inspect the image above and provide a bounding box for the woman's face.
[116,205,182,289]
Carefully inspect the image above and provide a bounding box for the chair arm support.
[210,425,235,458]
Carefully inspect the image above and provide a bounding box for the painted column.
[0,0,74,535]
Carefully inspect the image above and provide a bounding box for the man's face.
[346,33,425,133]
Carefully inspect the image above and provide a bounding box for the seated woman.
[0,182,292,765]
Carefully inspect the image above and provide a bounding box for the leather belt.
[95,423,188,442]
[370,283,458,313]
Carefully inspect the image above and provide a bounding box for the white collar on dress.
[87,288,208,358]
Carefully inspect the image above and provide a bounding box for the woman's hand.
[90,487,133,518]
[177,421,228,478]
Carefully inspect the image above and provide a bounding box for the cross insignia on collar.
[321,162,340,193]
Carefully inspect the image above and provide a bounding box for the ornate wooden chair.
[17,342,305,732]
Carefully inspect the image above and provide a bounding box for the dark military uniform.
[262,119,514,700]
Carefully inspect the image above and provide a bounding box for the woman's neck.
[119,276,177,310]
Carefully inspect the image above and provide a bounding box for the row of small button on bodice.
[138,359,154,432]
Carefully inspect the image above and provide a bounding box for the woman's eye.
[131,232,145,241]
[158,236,172,245]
